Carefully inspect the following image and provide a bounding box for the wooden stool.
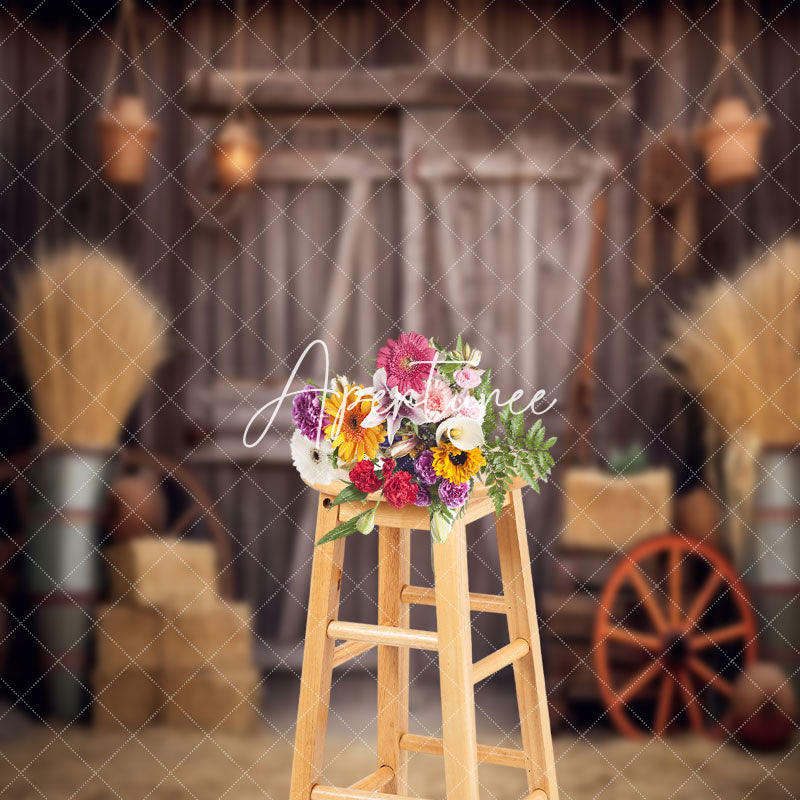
[290,479,558,800]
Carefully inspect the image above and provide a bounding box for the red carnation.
[383,470,417,509]
[349,459,383,493]
[381,458,396,479]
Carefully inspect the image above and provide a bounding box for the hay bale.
[106,537,218,611]
[162,602,253,670]
[161,667,261,734]
[561,467,673,551]
[92,666,160,729]
[95,603,164,673]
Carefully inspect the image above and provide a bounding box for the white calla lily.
[430,512,453,544]
[435,415,484,450]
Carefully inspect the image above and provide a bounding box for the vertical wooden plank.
[432,518,479,800]
[399,113,427,334]
[289,496,346,800]
[495,489,558,800]
[263,182,289,375]
[453,0,490,72]
[424,1,454,66]
[181,0,216,389]
[376,525,411,794]
[518,181,540,385]
[238,201,264,378]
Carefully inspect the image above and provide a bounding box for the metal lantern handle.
[102,0,148,107]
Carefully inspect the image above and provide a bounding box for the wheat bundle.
[668,238,800,448]
[14,246,167,448]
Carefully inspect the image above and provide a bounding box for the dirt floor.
[0,674,797,800]
[0,724,797,800]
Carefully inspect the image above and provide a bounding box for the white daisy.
[290,429,335,485]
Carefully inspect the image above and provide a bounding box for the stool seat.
[289,482,558,800]
[304,476,527,529]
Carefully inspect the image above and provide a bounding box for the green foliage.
[314,484,372,544]
[330,484,368,506]
[482,407,556,516]
[608,443,648,475]
[316,508,374,545]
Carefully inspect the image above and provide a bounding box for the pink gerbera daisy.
[376,332,436,395]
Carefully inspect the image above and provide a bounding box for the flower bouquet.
[290,332,556,544]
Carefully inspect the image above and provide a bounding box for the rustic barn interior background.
[0,0,798,743]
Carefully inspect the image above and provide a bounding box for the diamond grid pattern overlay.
[0,1,798,800]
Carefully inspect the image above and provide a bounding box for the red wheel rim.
[593,534,757,739]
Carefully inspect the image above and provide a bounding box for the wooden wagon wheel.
[593,533,757,739]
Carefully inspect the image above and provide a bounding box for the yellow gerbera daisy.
[324,385,384,463]
[431,442,486,484]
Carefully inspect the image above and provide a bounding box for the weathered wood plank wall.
[0,1,797,652]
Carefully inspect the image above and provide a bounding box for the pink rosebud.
[454,367,482,389]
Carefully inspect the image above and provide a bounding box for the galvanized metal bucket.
[750,448,800,687]
[24,448,114,720]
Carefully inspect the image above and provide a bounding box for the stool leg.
[496,489,558,800]
[377,526,411,794]
[290,497,346,800]
[433,518,480,800]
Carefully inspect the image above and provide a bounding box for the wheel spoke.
[685,571,724,625]
[653,673,676,735]
[627,565,668,634]
[676,669,704,733]
[688,657,734,698]
[689,622,749,651]
[668,544,682,626]
[617,660,662,704]
[604,625,663,652]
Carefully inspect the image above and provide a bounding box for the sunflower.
[431,442,486,484]
[324,385,384,463]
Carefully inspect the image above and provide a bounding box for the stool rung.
[400,584,507,614]
[327,620,438,651]
[472,638,530,684]
[332,640,376,668]
[348,765,394,791]
[312,787,427,800]
[399,733,527,769]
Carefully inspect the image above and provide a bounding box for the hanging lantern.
[694,96,769,188]
[692,0,769,188]
[97,94,159,186]
[214,117,260,190]
[212,0,261,191]
[97,1,157,186]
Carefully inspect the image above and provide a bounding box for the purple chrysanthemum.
[413,484,431,507]
[438,479,470,509]
[292,384,329,441]
[414,450,437,485]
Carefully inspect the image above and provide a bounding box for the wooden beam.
[377,526,411,793]
[326,620,438,651]
[184,67,624,114]
[472,638,531,684]
[400,585,507,614]
[331,640,375,669]
[399,733,528,769]
[289,500,346,800]
[348,766,394,792]
[433,518,479,800]
[312,787,426,800]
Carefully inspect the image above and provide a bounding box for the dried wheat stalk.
[668,238,800,448]
[14,245,167,448]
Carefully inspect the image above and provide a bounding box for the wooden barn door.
[177,113,403,662]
